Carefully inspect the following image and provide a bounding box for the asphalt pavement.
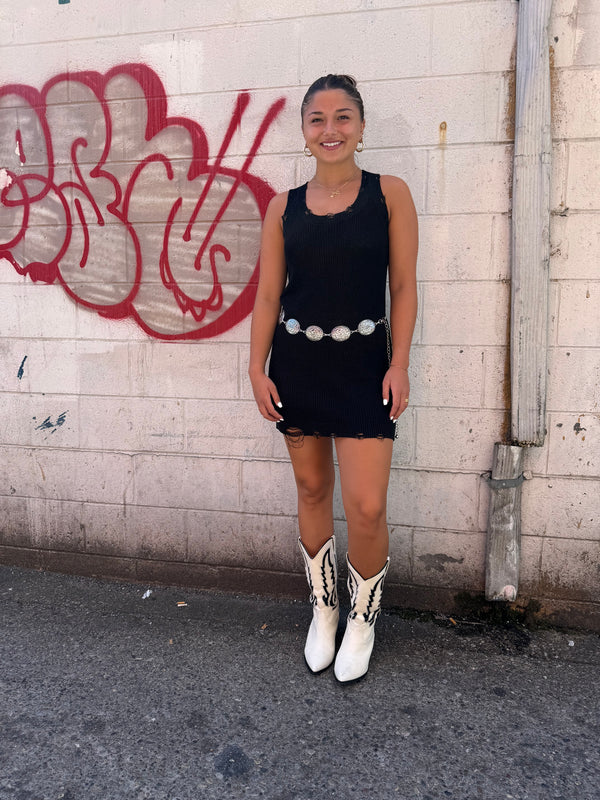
[1,564,599,800]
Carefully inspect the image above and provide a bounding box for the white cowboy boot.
[298,536,339,673]
[334,555,389,683]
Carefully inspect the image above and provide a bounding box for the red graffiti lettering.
[0,64,285,339]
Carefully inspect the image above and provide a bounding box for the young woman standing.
[249,75,418,682]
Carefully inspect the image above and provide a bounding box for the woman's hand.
[382,366,410,423]
[249,369,284,422]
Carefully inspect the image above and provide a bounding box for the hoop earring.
[356,140,364,153]
[303,145,313,157]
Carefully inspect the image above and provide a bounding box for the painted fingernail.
[277,402,283,408]
[383,398,388,406]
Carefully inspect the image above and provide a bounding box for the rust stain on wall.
[500,289,512,442]
[503,40,517,141]
[549,43,562,133]
[439,121,447,146]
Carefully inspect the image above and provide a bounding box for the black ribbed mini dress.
[268,170,395,440]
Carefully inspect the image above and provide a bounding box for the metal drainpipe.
[485,0,554,603]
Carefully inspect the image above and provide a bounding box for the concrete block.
[547,347,600,412]
[177,22,300,95]
[174,89,294,162]
[241,459,297,517]
[412,283,424,346]
[1,41,69,85]
[0,393,79,449]
[521,475,600,540]
[481,346,510,410]
[79,396,185,453]
[522,442,550,478]
[130,341,239,399]
[387,468,480,532]
[0,495,31,547]
[540,537,600,602]
[129,503,188,561]
[75,304,148,342]
[0,496,83,551]
[551,213,600,280]
[2,340,132,397]
[421,281,510,346]
[185,399,273,458]
[387,524,413,584]
[547,413,599,477]
[238,0,362,20]
[417,215,501,282]
[490,215,511,281]
[299,8,430,83]
[519,535,544,596]
[415,408,507,472]
[552,69,600,139]
[6,0,126,45]
[409,346,486,408]
[551,141,568,212]
[0,259,26,285]
[0,340,76,397]
[186,509,298,572]
[133,454,241,511]
[1,284,78,339]
[557,281,600,347]
[119,0,239,35]
[412,528,485,591]
[431,2,517,75]
[81,501,187,561]
[357,148,427,215]
[549,0,578,68]
[364,74,503,149]
[25,497,86,551]
[566,142,600,210]
[0,446,134,505]
[573,5,600,67]
[427,145,513,215]
[78,341,134,397]
[391,407,415,468]
[239,345,256,402]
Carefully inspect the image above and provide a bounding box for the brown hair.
[301,74,365,121]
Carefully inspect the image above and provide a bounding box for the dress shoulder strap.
[282,183,306,221]
[363,170,388,213]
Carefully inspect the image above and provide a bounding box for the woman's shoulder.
[379,174,412,195]
[264,190,290,223]
[379,174,415,209]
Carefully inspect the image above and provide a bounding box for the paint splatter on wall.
[0,64,285,339]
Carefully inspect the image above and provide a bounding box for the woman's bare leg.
[334,437,393,577]
[286,434,336,556]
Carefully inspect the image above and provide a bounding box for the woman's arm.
[248,191,288,422]
[380,175,419,422]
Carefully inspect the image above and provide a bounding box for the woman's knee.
[345,495,387,530]
[295,473,334,508]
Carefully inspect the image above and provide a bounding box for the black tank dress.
[268,170,395,440]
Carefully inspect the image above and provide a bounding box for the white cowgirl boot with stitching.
[298,536,339,673]
[334,555,389,683]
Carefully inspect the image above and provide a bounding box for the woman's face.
[302,89,365,163]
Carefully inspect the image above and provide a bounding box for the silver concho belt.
[279,309,386,343]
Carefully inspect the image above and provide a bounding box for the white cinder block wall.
[1,0,598,628]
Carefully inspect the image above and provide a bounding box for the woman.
[249,75,418,682]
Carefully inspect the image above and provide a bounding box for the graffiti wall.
[1,0,599,629]
[0,64,285,339]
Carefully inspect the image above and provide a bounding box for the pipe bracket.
[483,473,526,490]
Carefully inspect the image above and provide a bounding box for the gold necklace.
[312,170,360,198]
